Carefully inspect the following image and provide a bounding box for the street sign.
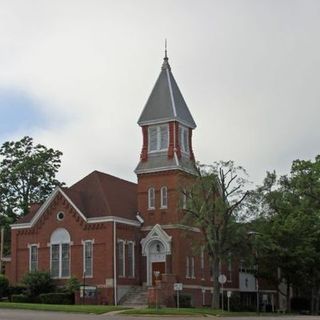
[218,274,227,284]
[227,291,232,298]
[174,283,183,291]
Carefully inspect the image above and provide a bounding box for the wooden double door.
[152,262,165,285]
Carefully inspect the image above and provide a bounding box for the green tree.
[0,136,63,222]
[251,156,320,313]
[182,161,249,308]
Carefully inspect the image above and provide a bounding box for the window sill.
[52,276,71,279]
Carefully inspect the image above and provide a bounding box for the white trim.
[141,224,172,256]
[174,151,179,166]
[138,118,196,129]
[136,213,144,224]
[166,68,177,117]
[1,257,11,262]
[141,225,170,286]
[87,216,141,227]
[148,124,169,153]
[28,243,39,272]
[127,241,135,278]
[11,187,86,230]
[13,211,141,230]
[135,164,197,176]
[82,240,94,278]
[147,187,155,210]
[141,224,200,233]
[50,242,70,279]
[160,186,168,209]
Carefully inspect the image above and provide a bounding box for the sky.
[1,0,320,187]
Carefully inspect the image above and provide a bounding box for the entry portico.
[141,224,172,286]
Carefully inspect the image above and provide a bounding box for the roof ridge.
[92,170,137,185]
[92,171,112,215]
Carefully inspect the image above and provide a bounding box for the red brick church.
[5,53,277,308]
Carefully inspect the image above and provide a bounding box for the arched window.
[148,187,155,209]
[160,186,168,208]
[50,228,71,278]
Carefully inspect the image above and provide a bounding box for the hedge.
[11,294,31,303]
[39,292,73,305]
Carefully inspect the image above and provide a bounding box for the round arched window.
[56,211,65,221]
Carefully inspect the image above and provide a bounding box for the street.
[0,309,319,320]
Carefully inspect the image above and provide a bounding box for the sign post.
[227,291,232,312]
[218,274,227,311]
[174,283,183,309]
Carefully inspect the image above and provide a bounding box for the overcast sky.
[1,0,320,187]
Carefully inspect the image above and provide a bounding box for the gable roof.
[65,170,137,219]
[13,171,138,227]
[137,56,196,129]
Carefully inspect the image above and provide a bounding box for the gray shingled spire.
[137,55,196,129]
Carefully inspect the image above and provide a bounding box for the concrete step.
[120,286,149,306]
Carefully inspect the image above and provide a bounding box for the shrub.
[8,285,26,296]
[11,294,31,303]
[39,292,73,305]
[291,297,311,313]
[64,276,80,294]
[0,274,9,298]
[174,293,192,308]
[22,271,55,298]
[229,292,241,311]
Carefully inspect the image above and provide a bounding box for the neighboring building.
[5,52,276,308]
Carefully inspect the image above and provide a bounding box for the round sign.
[218,274,227,284]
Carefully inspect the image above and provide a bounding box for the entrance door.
[152,262,165,285]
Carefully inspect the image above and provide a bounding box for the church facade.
[5,53,276,308]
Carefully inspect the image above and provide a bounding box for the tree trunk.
[211,256,220,309]
[311,286,315,315]
[286,281,291,312]
[315,287,320,315]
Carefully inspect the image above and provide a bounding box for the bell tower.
[135,52,197,227]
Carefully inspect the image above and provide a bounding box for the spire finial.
[162,39,171,70]
[165,38,168,59]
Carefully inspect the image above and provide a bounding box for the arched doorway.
[149,240,166,285]
[141,224,172,286]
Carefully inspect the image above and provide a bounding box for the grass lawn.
[0,302,129,314]
[121,307,282,317]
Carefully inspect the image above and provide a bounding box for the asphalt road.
[0,309,319,320]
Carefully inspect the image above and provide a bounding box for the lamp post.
[154,271,160,311]
[248,231,260,315]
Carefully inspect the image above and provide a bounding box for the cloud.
[1,0,320,187]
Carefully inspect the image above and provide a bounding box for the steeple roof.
[138,55,196,129]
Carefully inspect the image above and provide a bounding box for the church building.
[5,52,276,308]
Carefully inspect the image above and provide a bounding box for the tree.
[0,136,63,222]
[182,161,249,308]
[250,156,320,313]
